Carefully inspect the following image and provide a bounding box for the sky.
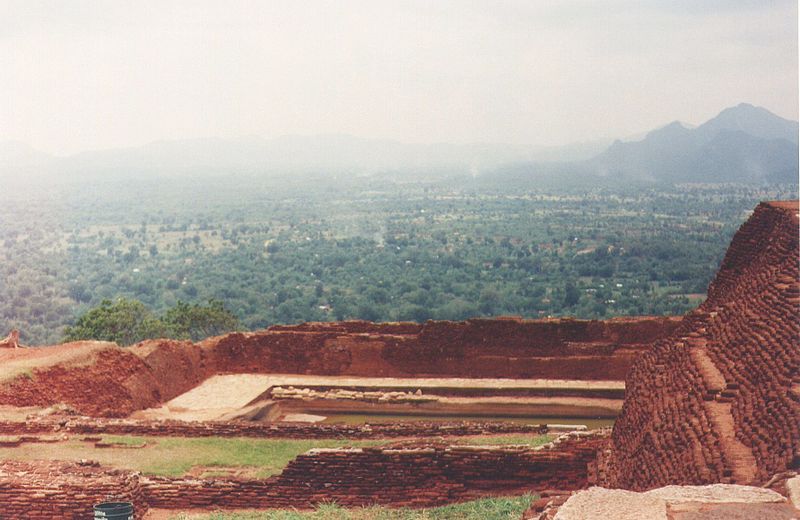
[1,0,797,156]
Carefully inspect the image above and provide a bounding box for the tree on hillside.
[163,299,240,341]
[63,298,240,346]
[63,298,168,346]
[563,281,580,307]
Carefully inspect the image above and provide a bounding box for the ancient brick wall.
[699,202,800,482]
[0,317,678,417]
[206,316,680,380]
[0,416,549,439]
[604,201,800,489]
[0,434,604,514]
[141,433,606,510]
[0,461,148,520]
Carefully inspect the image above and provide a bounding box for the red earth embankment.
[602,201,800,489]
[0,317,678,417]
[0,340,207,417]
[206,316,679,380]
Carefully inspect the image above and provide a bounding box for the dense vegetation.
[63,298,239,346]
[0,175,794,345]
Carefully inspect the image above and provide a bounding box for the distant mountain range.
[1,103,797,185]
[0,134,609,182]
[491,103,798,184]
[588,103,798,183]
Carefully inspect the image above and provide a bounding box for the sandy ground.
[281,413,327,422]
[158,373,621,408]
[132,373,624,422]
[0,341,113,382]
[0,404,51,421]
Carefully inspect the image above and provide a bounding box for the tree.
[64,298,239,345]
[63,298,168,346]
[563,281,580,307]
[163,299,240,341]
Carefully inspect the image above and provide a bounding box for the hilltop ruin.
[0,201,796,519]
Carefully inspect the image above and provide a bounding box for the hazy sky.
[2,0,797,155]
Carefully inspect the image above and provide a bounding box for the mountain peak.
[696,103,798,145]
[585,103,798,183]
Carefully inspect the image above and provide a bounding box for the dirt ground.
[0,341,112,382]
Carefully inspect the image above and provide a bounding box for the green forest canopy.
[63,298,239,346]
[1,178,795,345]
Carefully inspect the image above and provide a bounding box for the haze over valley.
[0,3,798,519]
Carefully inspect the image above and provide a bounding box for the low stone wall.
[142,432,607,510]
[0,416,549,439]
[0,432,606,516]
[0,460,148,520]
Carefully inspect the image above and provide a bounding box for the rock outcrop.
[0,329,20,348]
[523,484,795,520]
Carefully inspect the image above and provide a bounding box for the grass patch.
[167,494,534,519]
[104,435,149,446]
[100,436,386,478]
[0,434,552,478]
[0,436,380,478]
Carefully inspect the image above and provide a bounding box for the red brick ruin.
[0,201,796,518]
[600,201,799,489]
[0,316,679,417]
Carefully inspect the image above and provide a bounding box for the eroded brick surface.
[0,460,148,519]
[602,201,800,489]
[0,317,678,417]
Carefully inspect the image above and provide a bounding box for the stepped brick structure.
[601,201,799,490]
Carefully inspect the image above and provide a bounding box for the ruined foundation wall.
[604,201,800,489]
[0,317,678,417]
[207,316,680,380]
[142,433,607,510]
[0,461,148,520]
[0,434,605,515]
[0,417,549,439]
